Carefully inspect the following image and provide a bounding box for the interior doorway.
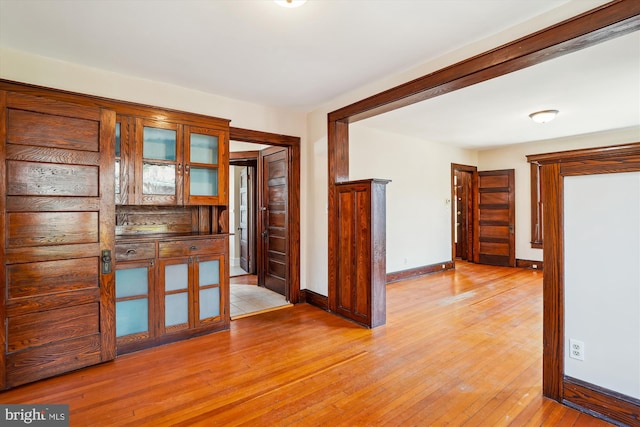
[227,130,299,319]
[451,164,476,262]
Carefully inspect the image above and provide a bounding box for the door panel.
[239,167,250,272]
[475,169,515,267]
[259,147,288,298]
[1,91,115,389]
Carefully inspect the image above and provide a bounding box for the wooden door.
[238,167,251,273]
[259,147,288,298]
[1,91,115,389]
[454,169,474,260]
[475,169,515,267]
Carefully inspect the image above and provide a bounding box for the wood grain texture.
[335,179,389,328]
[0,262,614,426]
[0,91,7,390]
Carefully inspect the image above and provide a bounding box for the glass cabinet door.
[195,255,223,324]
[161,258,190,333]
[136,118,182,205]
[184,126,225,204]
[115,261,153,343]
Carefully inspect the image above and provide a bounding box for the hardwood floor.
[1,262,614,426]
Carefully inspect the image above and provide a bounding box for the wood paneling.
[7,211,98,247]
[8,303,99,352]
[7,109,99,151]
[1,91,116,389]
[8,258,99,298]
[7,161,99,196]
[0,262,613,426]
[335,179,388,328]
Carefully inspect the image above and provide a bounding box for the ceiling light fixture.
[274,0,307,7]
[529,109,559,124]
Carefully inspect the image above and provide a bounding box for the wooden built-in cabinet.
[116,117,228,206]
[115,235,228,354]
[1,82,232,389]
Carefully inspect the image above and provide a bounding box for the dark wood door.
[474,169,515,267]
[0,91,116,389]
[455,169,474,260]
[259,147,288,298]
[239,167,251,272]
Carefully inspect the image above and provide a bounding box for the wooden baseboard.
[516,259,544,270]
[563,376,640,427]
[301,289,329,311]
[386,261,454,284]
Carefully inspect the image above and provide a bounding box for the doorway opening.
[228,134,299,319]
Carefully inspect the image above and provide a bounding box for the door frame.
[229,153,258,275]
[451,164,476,263]
[229,127,301,304]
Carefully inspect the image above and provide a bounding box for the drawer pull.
[126,249,137,255]
[190,245,197,250]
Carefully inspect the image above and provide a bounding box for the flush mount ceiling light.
[274,0,307,7]
[529,109,559,124]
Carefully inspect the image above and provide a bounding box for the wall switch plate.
[569,339,585,361]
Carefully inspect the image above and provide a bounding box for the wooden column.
[334,179,390,328]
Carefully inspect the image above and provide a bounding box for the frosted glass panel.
[199,260,220,286]
[165,293,188,326]
[115,122,121,157]
[115,159,120,194]
[200,287,220,319]
[190,133,218,164]
[165,263,188,291]
[143,163,176,195]
[115,267,148,298]
[190,167,218,196]
[143,126,176,161]
[116,299,148,337]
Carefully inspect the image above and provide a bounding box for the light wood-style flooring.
[1,262,613,426]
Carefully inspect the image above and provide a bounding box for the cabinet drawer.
[116,242,157,261]
[159,238,225,258]
[159,239,225,258]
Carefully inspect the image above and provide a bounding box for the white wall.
[350,124,477,272]
[478,127,640,262]
[564,172,640,399]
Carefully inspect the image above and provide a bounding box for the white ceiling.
[1,0,638,148]
[361,30,640,149]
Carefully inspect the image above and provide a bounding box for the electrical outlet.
[569,339,585,361]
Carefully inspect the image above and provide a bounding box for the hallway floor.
[230,275,291,319]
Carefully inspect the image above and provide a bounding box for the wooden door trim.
[451,164,477,263]
[230,127,301,304]
[531,142,640,426]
